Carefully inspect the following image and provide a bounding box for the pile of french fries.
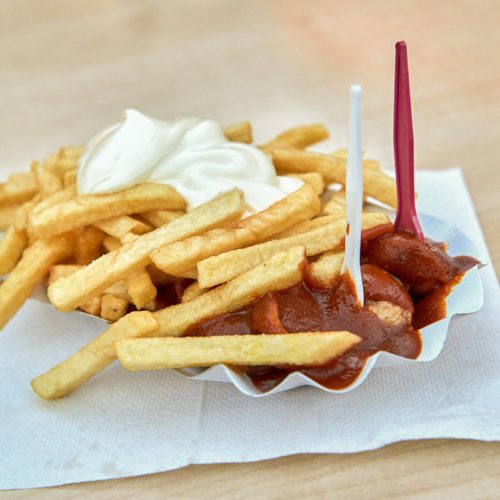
[0,121,397,398]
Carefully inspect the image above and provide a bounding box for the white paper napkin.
[1,168,499,490]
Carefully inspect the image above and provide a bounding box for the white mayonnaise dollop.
[77,109,302,212]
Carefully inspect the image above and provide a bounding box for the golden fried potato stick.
[0,172,38,206]
[13,196,41,230]
[181,281,207,303]
[42,153,58,171]
[49,265,128,297]
[48,264,129,313]
[73,226,105,265]
[31,161,63,199]
[0,226,28,275]
[139,210,184,228]
[322,189,346,217]
[79,296,102,316]
[100,294,129,322]
[58,146,85,159]
[151,183,320,275]
[362,159,380,170]
[31,185,77,215]
[224,121,253,143]
[48,189,245,312]
[104,280,130,301]
[0,197,42,274]
[147,264,173,287]
[117,331,360,371]
[0,233,74,330]
[126,269,157,309]
[102,236,121,252]
[31,311,159,399]
[286,172,325,194]
[0,204,21,230]
[32,246,305,398]
[331,148,348,160]
[94,215,151,239]
[48,264,104,316]
[272,214,343,239]
[261,124,329,149]
[154,246,306,336]
[270,148,397,208]
[63,169,77,187]
[197,213,390,288]
[30,183,186,238]
[48,264,83,284]
[47,158,78,179]
[306,251,345,289]
[331,149,380,170]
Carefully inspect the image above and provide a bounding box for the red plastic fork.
[393,41,424,240]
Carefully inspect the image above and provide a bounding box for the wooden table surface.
[1,0,499,497]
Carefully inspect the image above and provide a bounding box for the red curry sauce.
[184,228,478,392]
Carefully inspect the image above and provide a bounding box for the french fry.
[0,198,40,274]
[31,311,159,399]
[197,213,390,288]
[286,173,325,194]
[63,169,77,187]
[332,149,380,170]
[79,296,102,316]
[177,268,198,280]
[322,189,346,217]
[47,158,78,179]
[13,196,41,231]
[0,172,38,206]
[273,214,343,239]
[0,226,28,275]
[103,236,121,252]
[154,246,306,336]
[126,269,157,309]
[0,233,74,330]
[139,210,184,228]
[31,161,63,199]
[224,121,253,143]
[151,183,320,275]
[104,280,130,301]
[100,294,128,322]
[73,227,105,265]
[362,159,380,170]
[119,232,139,244]
[48,190,245,312]
[58,146,85,159]
[261,124,329,149]
[49,264,102,317]
[147,264,173,286]
[117,331,360,371]
[48,264,83,285]
[94,216,151,239]
[0,204,21,230]
[331,148,348,160]
[30,183,186,238]
[31,184,77,215]
[49,264,129,307]
[181,281,206,302]
[42,153,58,171]
[306,251,345,288]
[270,148,397,208]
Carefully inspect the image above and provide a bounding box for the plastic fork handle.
[394,41,424,240]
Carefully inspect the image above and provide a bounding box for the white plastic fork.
[341,84,364,306]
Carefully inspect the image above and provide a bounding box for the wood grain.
[0,0,498,497]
